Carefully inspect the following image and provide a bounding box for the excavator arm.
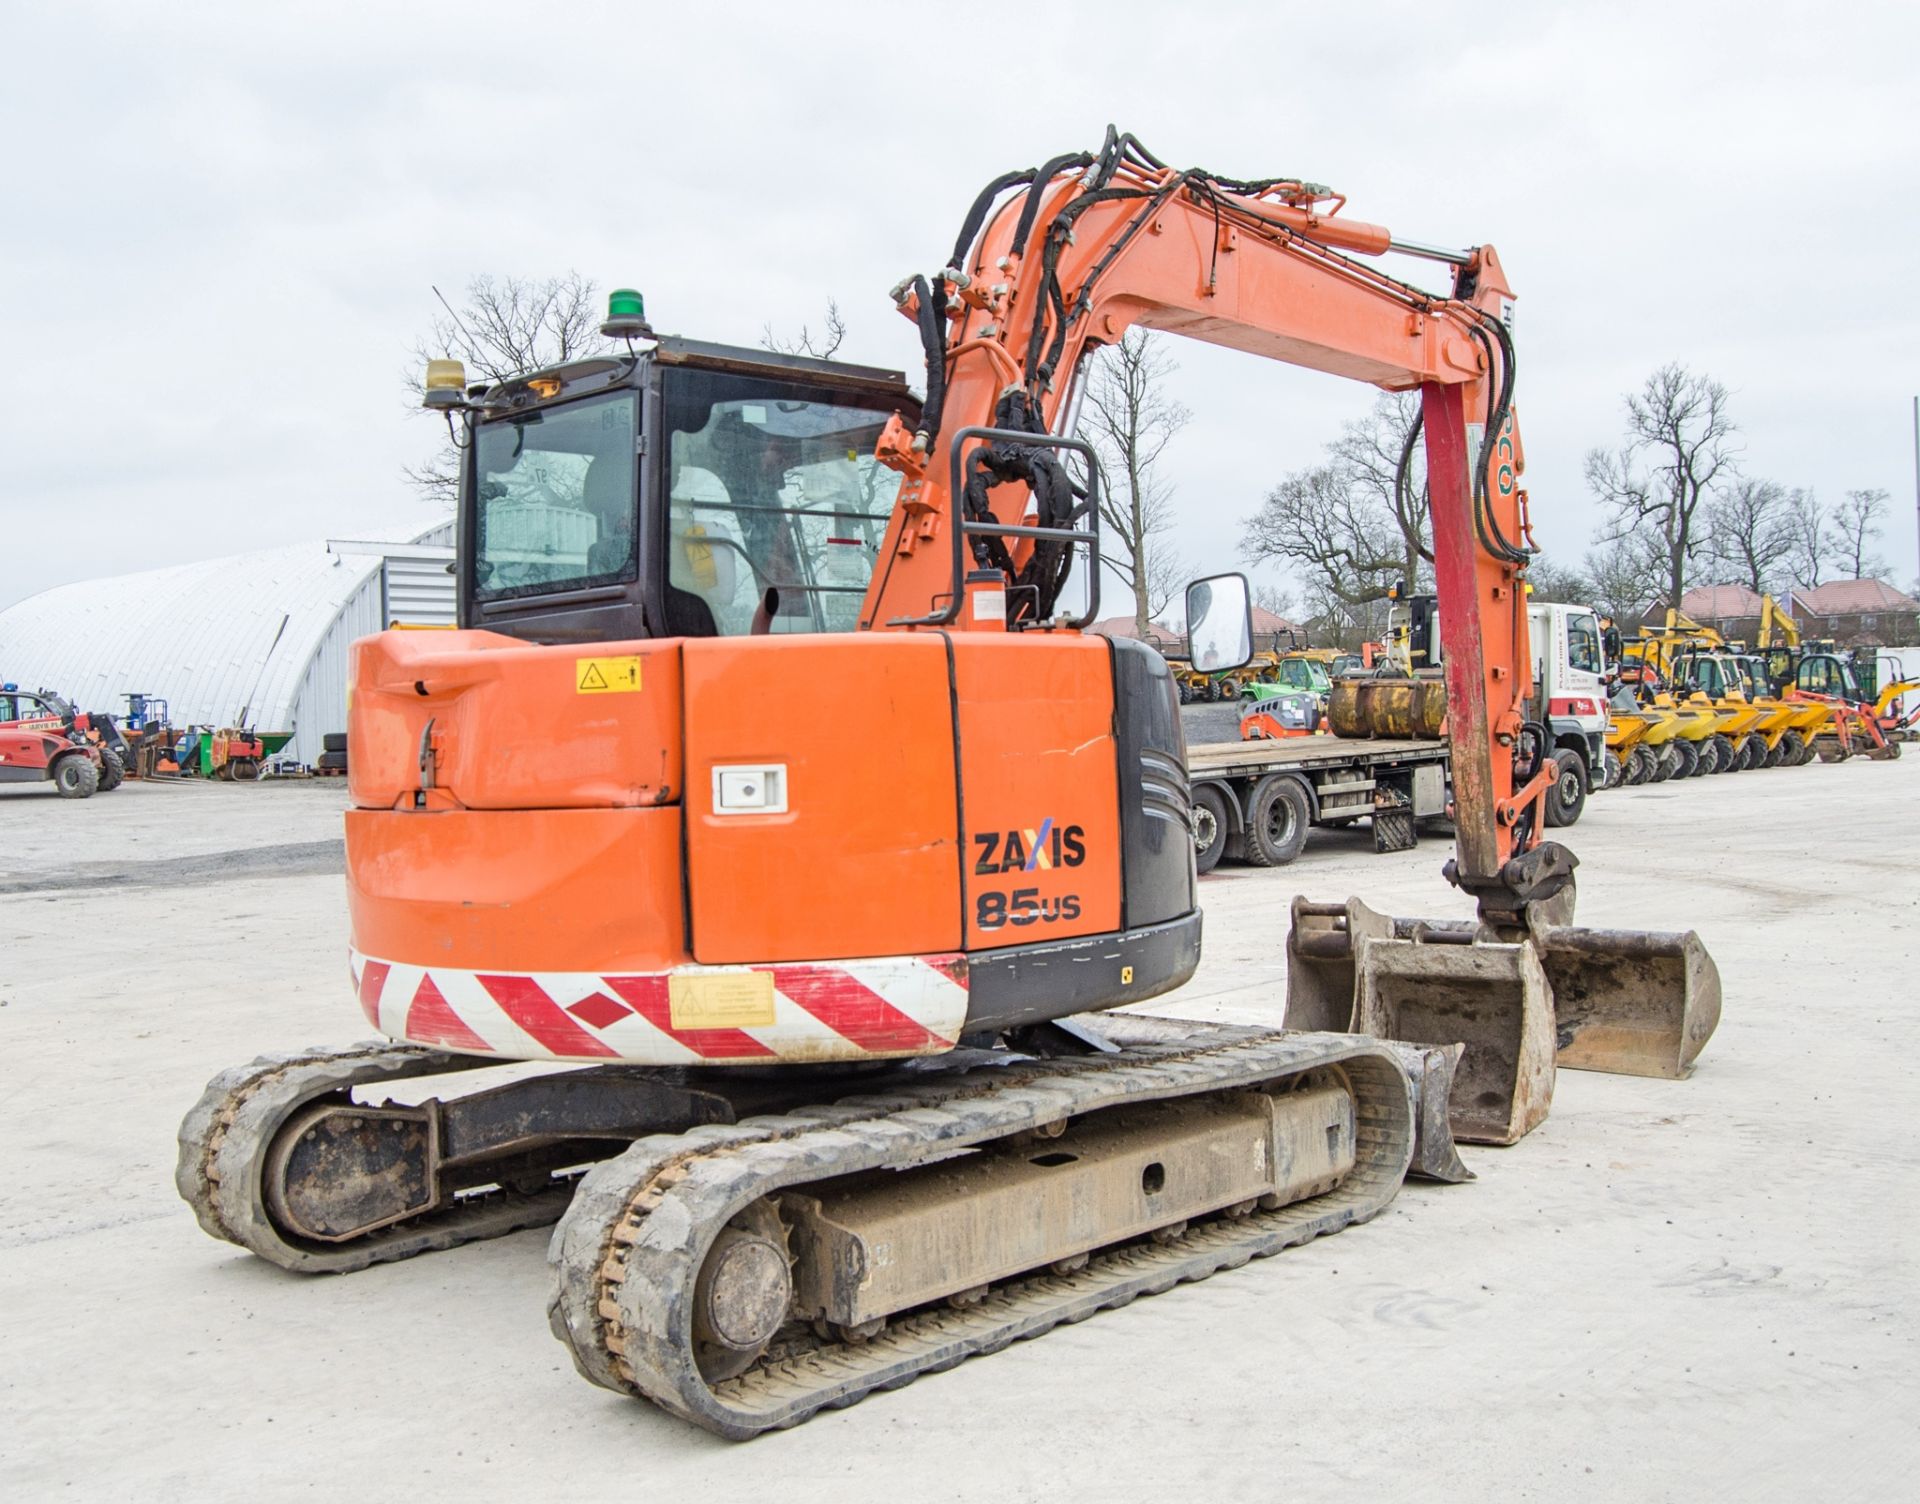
[866,132,1719,1144]
[862,131,1546,908]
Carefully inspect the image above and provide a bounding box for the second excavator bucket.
[1531,920,1722,1080]
[1288,899,1554,1145]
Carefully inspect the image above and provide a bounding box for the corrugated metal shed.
[0,519,454,765]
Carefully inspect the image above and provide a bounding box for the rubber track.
[175,1041,574,1273]
[548,1022,1415,1438]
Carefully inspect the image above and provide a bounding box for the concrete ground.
[2,762,1914,1500]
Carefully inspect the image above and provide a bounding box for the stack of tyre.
[316,732,348,777]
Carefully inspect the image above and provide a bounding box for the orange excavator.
[178,130,1720,1437]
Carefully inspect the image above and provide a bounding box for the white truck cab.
[1383,593,1609,826]
[1530,600,1609,825]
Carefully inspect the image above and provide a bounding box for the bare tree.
[1252,581,1297,621]
[405,273,614,502]
[1782,487,1827,587]
[1329,392,1428,591]
[761,299,847,360]
[1826,487,1891,580]
[1582,535,1667,625]
[1585,364,1739,613]
[1525,553,1598,605]
[1242,463,1404,634]
[1081,331,1193,633]
[1704,477,1795,594]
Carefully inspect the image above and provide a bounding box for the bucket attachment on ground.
[1289,899,1553,1145]
[1287,887,1721,1147]
[1530,919,1721,1079]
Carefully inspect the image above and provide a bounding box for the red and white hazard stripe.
[346,949,969,1064]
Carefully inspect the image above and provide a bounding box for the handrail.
[886,424,1103,628]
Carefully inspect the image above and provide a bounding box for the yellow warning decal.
[576,655,643,694]
[669,972,777,1029]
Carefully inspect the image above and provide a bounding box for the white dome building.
[0,521,454,766]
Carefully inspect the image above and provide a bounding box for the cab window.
[473,391,638,602]
[1567,613,1603,674]
[662,369,905,636]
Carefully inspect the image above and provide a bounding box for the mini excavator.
[179,129,1720,1438]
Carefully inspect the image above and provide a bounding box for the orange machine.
[180,130,1719,1438]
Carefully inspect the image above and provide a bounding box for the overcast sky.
[4,1,1916,613]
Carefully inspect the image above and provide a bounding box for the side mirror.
[1186,573,1253,673]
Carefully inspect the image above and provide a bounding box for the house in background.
[1784,579,1920,648]
[1643,584,1767,644]
[1640,579,1919,649]
[1089,604,1303,658]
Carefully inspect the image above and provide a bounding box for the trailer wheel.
[1192,785,1229,875]
[53,753,100,799]
[1543,749,1587,827]
[1242,776,1309,867]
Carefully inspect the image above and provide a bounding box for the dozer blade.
[1380,1040,1475,1182]
[1531,920,1722,1080]
[1288,898,1555,1146]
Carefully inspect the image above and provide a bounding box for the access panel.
[682,634,961,963]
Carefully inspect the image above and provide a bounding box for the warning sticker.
[576,655,643,694]
[669,972,777,1030]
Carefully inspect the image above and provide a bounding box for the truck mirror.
[1186,573,1253,673]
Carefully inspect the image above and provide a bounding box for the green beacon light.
[601,287,654,341]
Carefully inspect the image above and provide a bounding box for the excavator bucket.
[1287,894,1723,1144]
[1531,920,1722,1080]
[1288,899,1555,1146]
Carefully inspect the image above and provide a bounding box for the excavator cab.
[460,341,919,649]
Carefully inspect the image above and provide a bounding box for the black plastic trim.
[962,911,1203,1034]
[1105,636,1194,931]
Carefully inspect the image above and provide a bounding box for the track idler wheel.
[692,1200,794,1381]
[264,1099,440,1241]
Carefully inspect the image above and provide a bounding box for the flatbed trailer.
[1186,735,1452,871]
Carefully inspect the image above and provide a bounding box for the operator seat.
[578,453,717,639]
